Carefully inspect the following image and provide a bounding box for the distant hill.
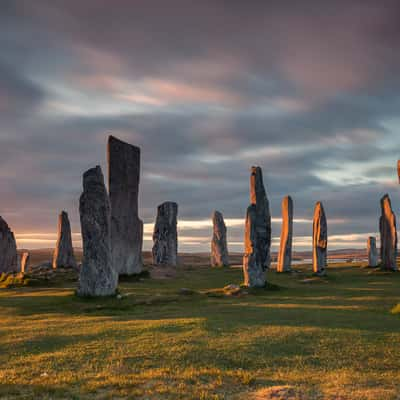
[19,247,370,268]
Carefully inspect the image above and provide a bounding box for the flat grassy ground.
[0,262,399,399]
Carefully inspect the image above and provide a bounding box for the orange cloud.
[145,79,243,106]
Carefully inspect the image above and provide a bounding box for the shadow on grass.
[1,290,400,338]
[0,265,399,335]
[0,384,78,399]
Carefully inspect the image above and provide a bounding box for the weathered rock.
[108,135,143,276]
[211,210,229,267]
[0,216,18,273]
[367,236,379,267]
[379,194,398,271]
[277,196,293,273]
[312,201,328,275]
[249,166,272,269]
[77,166,118,296]
[152,202,178,266]
[52,211,77,269]
[398,160,400,184]
[243,205,266,287]
[20,252,30,273]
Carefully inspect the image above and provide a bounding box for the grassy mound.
[0,273,32,288]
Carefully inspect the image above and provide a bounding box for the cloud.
[1,0,400,251]
[0,62,45,121]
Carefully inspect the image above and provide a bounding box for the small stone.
[312,201,328,275]
[152,202,178,266]
[223,284,240,291]
[179,288,195,295]
[211,210,229,267]
[77,166,118,297]
[367,236,379,267]
[0,216,18,273]
[223,284,242,295]
[52,211,77,269]
[20,252,30,274]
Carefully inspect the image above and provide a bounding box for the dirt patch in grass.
[148,265,179,280]
[247,386,305,400]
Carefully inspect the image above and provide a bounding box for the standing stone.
[211,210,229,267]
[249,166,272,269]
[20,252,30,274]
[277,196,293,273]
[77,166,118,297]
[243,205,266,287]
[312,201,328,275]
[379,194,398,271]
[367,237,379,267]
[0,216,18,273]
[398,160,400,184]
[152,202,178,266]
[52,211,77,269]
[108,135,143,275]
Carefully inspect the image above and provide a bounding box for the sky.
[1,0,400,252]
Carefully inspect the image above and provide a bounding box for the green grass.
[0,263,399,399]
[0,273,32,288]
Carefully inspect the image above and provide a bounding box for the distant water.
[272,258,368,266]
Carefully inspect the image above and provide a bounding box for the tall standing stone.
[20,252,30,274]
[152,202,178,266]
[312,201,328,275]
[397,160,400,184]
[52,211,77,269]
[77,166,118,297]
[211,210,229,267]
[277,196,293,273]
[367,236,379,267]
[0,216,18,273]
[108,135,143,275]
[249,166,272,269]
[379,194,398,271]
[243,205,266,287]
[242,166,271,287]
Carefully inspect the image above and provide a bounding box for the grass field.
[0,262,399,399]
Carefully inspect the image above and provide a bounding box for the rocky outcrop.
[0,216,18,273]
[367,236,379,267]
[277,196,293,273]
[211,210,229,267]
[108,135,143,276]
[379,194,398,271]
[312,201,328,275]
[20,252,30,273]
[52,211,77,269]
[249,166,272,269]
[152,202,178,266]
[77,166,118,296]
[243,205,266,287]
